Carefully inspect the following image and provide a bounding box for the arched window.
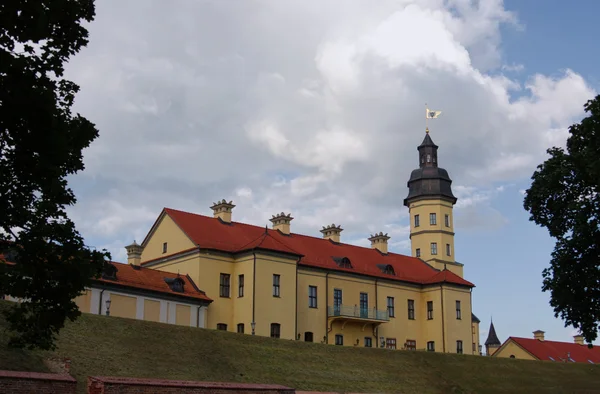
[510,355,515,359]
[305,332,313,342]
[427,154,431,163]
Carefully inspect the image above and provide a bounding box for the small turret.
[485,320,502,356]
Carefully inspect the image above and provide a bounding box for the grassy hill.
[0,302,598,394]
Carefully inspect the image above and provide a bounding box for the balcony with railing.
[327,304,390,323]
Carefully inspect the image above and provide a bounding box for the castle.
[5,130,482,354]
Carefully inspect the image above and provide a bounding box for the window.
[431,242,438,255]
[360,293,368,318]
[414,214,420,227]
[427,301,433,320]
[445,214,450,227]
[238,274,244,297]
[162,242,168,253]
[510,355,515,359]
[427,341,435,352]
[407,299,415,320]
[237,323,244,334]
[404,339,415,350]
[472,342,476,352]
[335,334,343,346]
[308,286,317,308]
[430,213,436,225]
[270,323,281,338]
[446,243,451,256]
[456,300,462,320]
[386,338,397,349]
[387,297,395,318]
[426,154,431,163]
[364,337,372,347]
[415,248,421,258]
[217,323,227,331]
[220,274,230,297]
[457,340,463,354]
[305,332,313,342]
[273,274,280,297]
[333,289,342,313]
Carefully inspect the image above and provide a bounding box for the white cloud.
[62,0,595,260]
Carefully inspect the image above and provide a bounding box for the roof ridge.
[163,207,420,260]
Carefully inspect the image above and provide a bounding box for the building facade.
[492,330,599,363]
[131,131,481,354]
[1,253,213,329]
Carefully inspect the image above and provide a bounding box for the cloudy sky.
[63,0,599,346]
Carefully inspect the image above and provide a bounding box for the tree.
[0,1,110,350]
[523,95,600,346]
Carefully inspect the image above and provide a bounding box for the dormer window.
[164,276,185,293]
[332,256,352,269]
[377,264,395,275]
[102,263,118,281]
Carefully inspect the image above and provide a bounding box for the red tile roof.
[0,254,15,265]
[148,208,474,288]
[508,337,600,363]
[97,262,212,303]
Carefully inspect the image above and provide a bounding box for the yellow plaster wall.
[377,281,422,349]
[408,199,457,273]
[141,214,196,262]
[442,286,473,354]
[74,290,92,313]
[494,340,537,360]
[150,251,234,330]
[421,287,443,351]
[297,269,327,343]
[110,294,137,319]
[253,253,297,339]
[144,299,161,322]
[232,254,254,334]
[326,274,378,347]
[176,304,191,326]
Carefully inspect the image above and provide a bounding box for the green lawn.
[0,301,598,394]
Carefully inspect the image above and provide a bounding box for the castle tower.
[403,128,464,277]
[485,320,502,356]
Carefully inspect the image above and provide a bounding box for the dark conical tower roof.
[485,321,501,346]
[418,131,438,148]
[403,129,457,206]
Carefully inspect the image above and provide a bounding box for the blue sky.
[463,0,600,345]
[61,0,599,349]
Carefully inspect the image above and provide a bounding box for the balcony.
[327,305,389,330]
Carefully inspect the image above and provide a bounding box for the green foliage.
[0,0,110,349]
[524,95,600,345]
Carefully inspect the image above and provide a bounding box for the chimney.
[368,232,391,254]
[320,224,343,243]
[211,199,235,223]
[125,240,143,266]
[574,335,584,345]
[533,330,545,341]
[270,212,293,235]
